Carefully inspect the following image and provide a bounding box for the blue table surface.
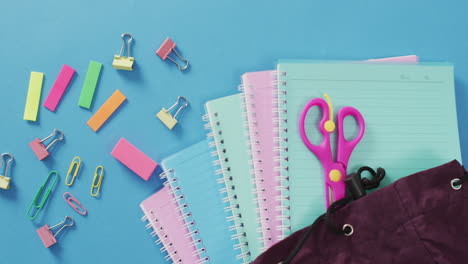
[1,1,467,263]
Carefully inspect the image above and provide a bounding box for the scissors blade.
[328,186,335,204]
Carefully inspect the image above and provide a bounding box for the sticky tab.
[24,72,44,121]
[43,65,76,112]
[37,225,57,248]
[79,61,102,109]
[87,90,126,132]
[111,138,158,181]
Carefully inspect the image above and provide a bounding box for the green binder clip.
[27,171,59,220]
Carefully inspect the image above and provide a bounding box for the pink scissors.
[299,94,365,208]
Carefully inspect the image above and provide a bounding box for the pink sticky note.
[44,64,76,112]
[111,138,158,181]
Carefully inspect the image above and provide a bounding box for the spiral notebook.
[161,139,242,264]
[204,94,263,260]
[140,185,200,264]
[238,56,418,244]
[240,71,284,248]
[276,60,461,234]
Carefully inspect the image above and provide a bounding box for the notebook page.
[241,71,284,247]
[162,140,242,264]
[277,61,461,233]
[206,94,263,259]
[140,185,200,263]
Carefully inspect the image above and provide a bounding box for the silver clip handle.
[119,33,133,57]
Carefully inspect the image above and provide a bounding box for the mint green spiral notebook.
[204,93,263,261]
[276,60,461,234]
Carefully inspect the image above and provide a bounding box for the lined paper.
[278,61,461,233]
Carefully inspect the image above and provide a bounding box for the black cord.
[279,166,386,264]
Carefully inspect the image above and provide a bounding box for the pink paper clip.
[156,37,189,71]
[43,64,76,112]
[29,129,64,160]
[36,216,74,248]
[111,138,158,181]
[63,192,87,215]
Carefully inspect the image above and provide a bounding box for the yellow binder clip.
[65,157,81,186]
[0,153,14,190]
[90,166,104,197]
[112,33,134,71]
[156,96,189,130]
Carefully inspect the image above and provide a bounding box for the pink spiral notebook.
[240,55,419,248]
[140,185,200,264]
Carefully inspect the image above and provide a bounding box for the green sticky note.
[23,72,44,121]
[79,61,102,109]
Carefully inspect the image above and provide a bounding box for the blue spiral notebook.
[161,139,242,264]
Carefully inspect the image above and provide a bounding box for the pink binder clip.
[63,192,87,215]
[156,37,189,71]
[36,216,74,248]
[29,129,64,160]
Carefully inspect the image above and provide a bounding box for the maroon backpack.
[253,160,467,264]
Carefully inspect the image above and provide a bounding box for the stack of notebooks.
[140,57,462,263]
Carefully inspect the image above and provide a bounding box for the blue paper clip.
[27,171,59,220]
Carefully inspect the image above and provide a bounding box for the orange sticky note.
[87,90,126,132]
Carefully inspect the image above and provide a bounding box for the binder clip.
[156,96,189,130]
[156,37,189,71]
[90,166,104,197]
[29,129,64,161]
[36,216,74,248]
[27,171,59,220]
[0,153,14,190]
[65,156,81,186]
[63,192,87,215]
[112,33,134,71]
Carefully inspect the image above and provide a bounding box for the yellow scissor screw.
[329,169,342,182]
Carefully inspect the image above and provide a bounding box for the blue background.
[1,0,467,263]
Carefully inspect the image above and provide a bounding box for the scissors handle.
[336,107,365,166]
[299,98,332,161]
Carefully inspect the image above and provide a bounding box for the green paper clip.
[27,171,59,220]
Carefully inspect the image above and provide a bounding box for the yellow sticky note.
[24,72,44,121]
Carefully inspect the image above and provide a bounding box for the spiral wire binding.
[272,70,291,239]
[141,206,181,263]
[202,111,251,263]
[158,169,210,264]
[239,82,273,251]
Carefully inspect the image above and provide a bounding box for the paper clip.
[63,192,87,215]
[29,129,64,161]
[36,216,74,248]
[90,166,104,197]
[65,157,81,186]
[112,33,134,71]
[156,96,189,130]
[27,171,59,220]
[156,37,189,71]
[0,153,14,190]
